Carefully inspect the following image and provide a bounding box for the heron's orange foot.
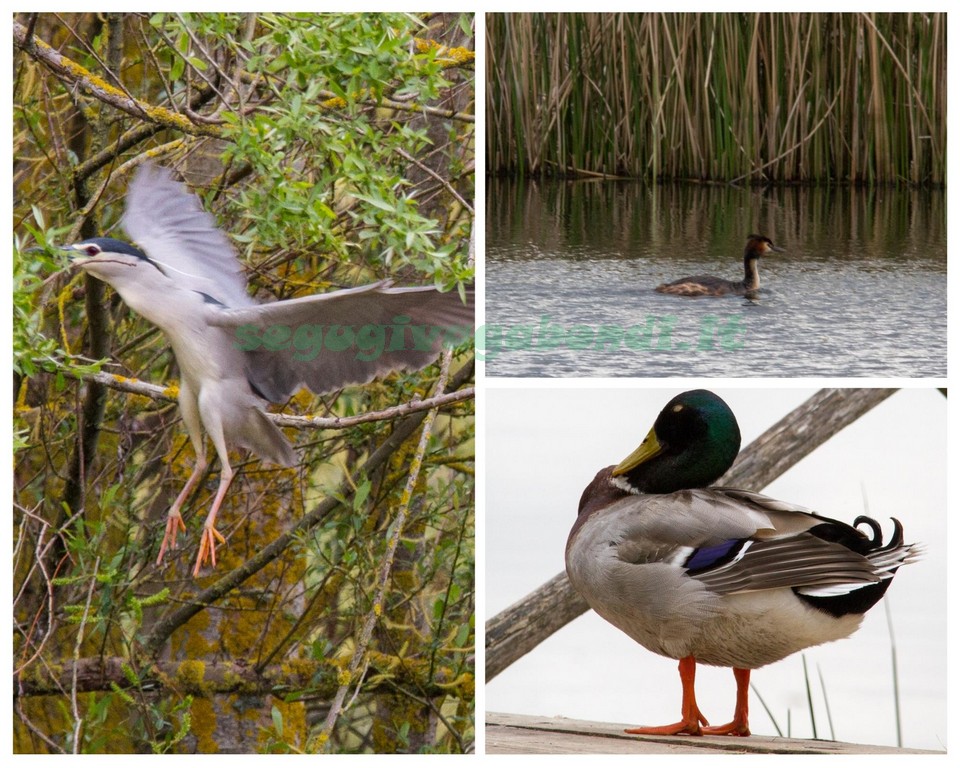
[192,525,226,577]
[156,512,187,565]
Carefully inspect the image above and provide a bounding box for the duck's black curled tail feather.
[796,516,920,618]
[853,515,885,547]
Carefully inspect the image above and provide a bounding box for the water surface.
[485,180,946,377]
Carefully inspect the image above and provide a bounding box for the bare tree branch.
[58,366,474,429]
[14,20,222,138]
[15,656,462,698]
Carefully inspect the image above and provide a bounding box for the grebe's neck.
[742,255,760,290]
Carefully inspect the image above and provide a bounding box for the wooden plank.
[485,712,942,755]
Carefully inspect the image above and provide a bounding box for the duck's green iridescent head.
[612,390,741,493]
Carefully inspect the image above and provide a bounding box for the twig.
[396,147,474,214]
[317,350,453,747]
[381,97,475,123]
[57,366,473,428]
[71,556,101,753]
[12,503,67,675]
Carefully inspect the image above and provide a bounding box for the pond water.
[484,180,947,377]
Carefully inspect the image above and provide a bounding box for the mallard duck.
[565,390,919,736]
[655,234,783,297]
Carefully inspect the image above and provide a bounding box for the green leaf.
[271,705,284,735]
[353,478,371,511]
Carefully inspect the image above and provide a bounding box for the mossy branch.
[14,20,221,139]
[55,367,474,429]
[14,656,461,698]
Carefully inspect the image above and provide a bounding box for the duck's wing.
[609,487,918,598]
[594,487,771,569]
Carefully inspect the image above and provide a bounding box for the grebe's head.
[744,234,783,259]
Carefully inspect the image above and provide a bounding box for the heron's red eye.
[84,245,100,256]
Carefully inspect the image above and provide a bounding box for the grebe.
[655,234,783,297]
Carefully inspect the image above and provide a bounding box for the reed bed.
[486,13,945,186]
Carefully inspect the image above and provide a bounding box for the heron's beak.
[21,244,81,270]
[60,244,90,262]
[59,244,100,270]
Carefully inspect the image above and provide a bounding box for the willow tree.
[14,12,475,754]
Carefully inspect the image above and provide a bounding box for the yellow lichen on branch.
[13,21,221,138]
[317,36,473,113]
[414,38,475,66]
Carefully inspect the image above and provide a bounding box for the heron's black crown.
[73,237,148,260]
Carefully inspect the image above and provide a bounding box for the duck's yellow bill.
[612,426,663,476]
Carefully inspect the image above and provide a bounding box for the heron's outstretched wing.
[122,163,253,307]
[208,283,474,401]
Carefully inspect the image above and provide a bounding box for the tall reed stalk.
[487,13,945,186]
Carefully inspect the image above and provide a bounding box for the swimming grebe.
[655,234,783,297]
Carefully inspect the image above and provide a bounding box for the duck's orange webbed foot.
[701,720,751,737]
[626,656,711,736]
[625,710,709,736]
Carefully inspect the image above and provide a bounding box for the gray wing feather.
[612,489,776,548]
[608,488,891,595]
[208,283,474,400]
[122,163,253,307]
[122,163,473,400]
[691,536,882,595]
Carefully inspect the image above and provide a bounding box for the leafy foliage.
[14,12,474,754]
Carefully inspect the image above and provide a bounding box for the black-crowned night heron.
[64,163,473,576]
